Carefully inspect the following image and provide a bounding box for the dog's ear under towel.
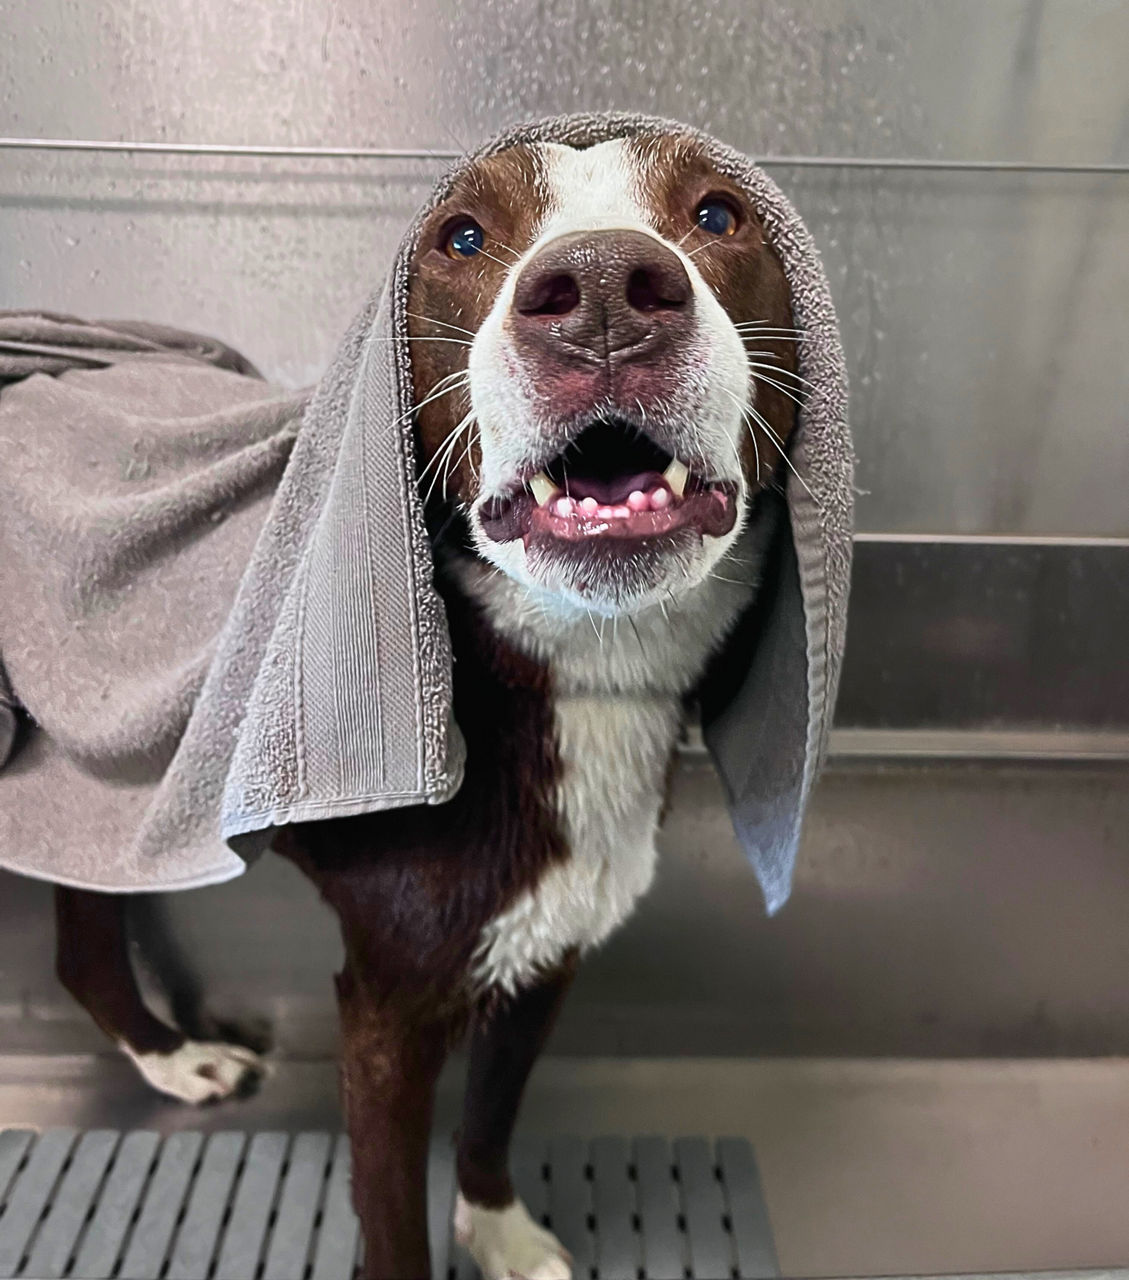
[0,114,851,912]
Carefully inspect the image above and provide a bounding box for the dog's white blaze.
[463,528,764,996]
[454,1192,571,1280]
[537,139,649,238]
[467,137,755,613]
[120,1039,263,1105]
[468,140,650,500]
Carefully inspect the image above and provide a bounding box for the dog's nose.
[510,229,693,359]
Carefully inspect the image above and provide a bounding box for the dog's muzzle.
[469,224,748,610]
[506,229,695,417]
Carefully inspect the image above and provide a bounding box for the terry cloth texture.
[0,113,851,911]
[0,313,310,888]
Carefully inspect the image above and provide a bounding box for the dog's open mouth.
[478,418,739,545]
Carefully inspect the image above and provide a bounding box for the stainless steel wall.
[2,0,1128,535]
[5,758,1129,1059]
[2,1,1128,1057]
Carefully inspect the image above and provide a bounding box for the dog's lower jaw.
[471,505,748,620]
[455,1193,572,1280]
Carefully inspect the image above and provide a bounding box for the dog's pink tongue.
[565,471,666,505]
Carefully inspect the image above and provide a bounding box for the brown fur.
[408,145,548,501]
[274,574,566,1277]
[53,134,801,1280]
[275,574,565,1013]
[408,132,798,510]
[628,132,798,483]
[55,887,185,1056]
[456,956,577,1209]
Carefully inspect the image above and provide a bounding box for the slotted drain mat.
[0,1128,777,1279]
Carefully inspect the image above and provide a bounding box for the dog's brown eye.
[695,197,739,236]
[444,219,485,259]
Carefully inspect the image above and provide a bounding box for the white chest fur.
[453,532,762,996]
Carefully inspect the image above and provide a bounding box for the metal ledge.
[1,137,1128,175]
[825,728,1129,763]
[677,727,1129,764]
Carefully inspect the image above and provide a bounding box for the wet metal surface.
[1,2,1127,535]
[2,9,1129,1277]
[839,540,1129,731]
[6,760,1129,1062]
[2,1057,1129,1278]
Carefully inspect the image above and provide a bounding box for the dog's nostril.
[626,266,689,314]
[518,272,581,318]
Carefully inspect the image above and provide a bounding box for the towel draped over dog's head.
[0,112,851,912]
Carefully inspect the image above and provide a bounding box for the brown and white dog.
[53,131,799,1280]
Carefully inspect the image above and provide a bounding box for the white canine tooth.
[663,458,690,498]
[529,471,561,507]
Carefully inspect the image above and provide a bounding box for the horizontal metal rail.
[853,532,1129,548]
[1,136,1128,174]
[678,725,1129,764]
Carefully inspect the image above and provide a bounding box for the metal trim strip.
[1,136,1128,174]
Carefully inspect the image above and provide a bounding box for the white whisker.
[748,369,807,408]
[406,312,476,337]
[741,351,816,390]
[721,386,761,482]
[420,406,476,503]
[393,369,470,427]
[744,398,822,509]
[381,335,473,345]
[477,247,516,270]
[733,322,808,336]
[425,424,475,505]
[443,426,480,500]
[419,425,464,489]
[627,614,647,654]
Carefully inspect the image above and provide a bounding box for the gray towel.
[0,313,309,888]
[0,113,851,912]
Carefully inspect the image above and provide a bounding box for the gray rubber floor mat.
[0,1128,778,1279]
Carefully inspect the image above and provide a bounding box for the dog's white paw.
[454,1193,571,1280]
[121,1039,265,1104]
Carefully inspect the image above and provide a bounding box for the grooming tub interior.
[4,725,1129,1277]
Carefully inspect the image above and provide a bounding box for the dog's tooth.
[663,458,689,498]
[529,471,561,507]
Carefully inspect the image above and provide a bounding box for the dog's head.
[408,132,798,616]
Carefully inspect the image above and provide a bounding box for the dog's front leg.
[336,956,453,1280]
[54,887,263,1103]
[454,960,576,1280]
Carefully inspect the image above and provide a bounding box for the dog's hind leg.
[454,960,576,1280]
[54,886,264,1104]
